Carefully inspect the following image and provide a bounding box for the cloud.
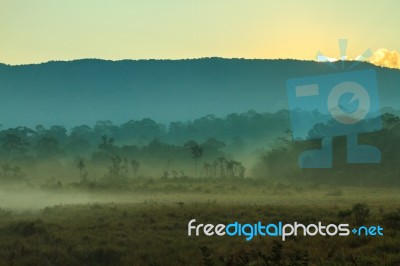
[316,55,337,62]
[369,48,400,69]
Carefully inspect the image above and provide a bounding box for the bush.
[352,203,370,225]
[382,210,400,230]
[337,209,352,219]
[10,220,48,237]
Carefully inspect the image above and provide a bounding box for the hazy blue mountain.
[0,58,399,128]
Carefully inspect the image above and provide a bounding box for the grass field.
[0,178,399,265]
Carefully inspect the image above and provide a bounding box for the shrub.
[337,209,353,220]
[352,203,370,225]
[382,210,400,230]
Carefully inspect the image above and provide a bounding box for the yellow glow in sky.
[1,0,400,65]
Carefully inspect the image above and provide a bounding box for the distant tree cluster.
[0,110,289,181]
[0,110,289,160]
[202,157,245,179]
[254,113,400,186]
[1,110,399,186]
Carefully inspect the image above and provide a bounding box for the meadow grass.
[0,179,399,265]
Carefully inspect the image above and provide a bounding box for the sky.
[1,0,400,67]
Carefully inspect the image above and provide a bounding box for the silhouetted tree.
[352,203,370,225]
[77,159,88,183]
[217,157,226,178]
[203,162,211,178]
[130,159,140,178]
[185,141,203,177]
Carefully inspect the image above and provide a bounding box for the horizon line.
[0,57,382,68]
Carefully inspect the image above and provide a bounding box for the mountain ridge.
[0,58,399,128]
[1,57,399,71]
